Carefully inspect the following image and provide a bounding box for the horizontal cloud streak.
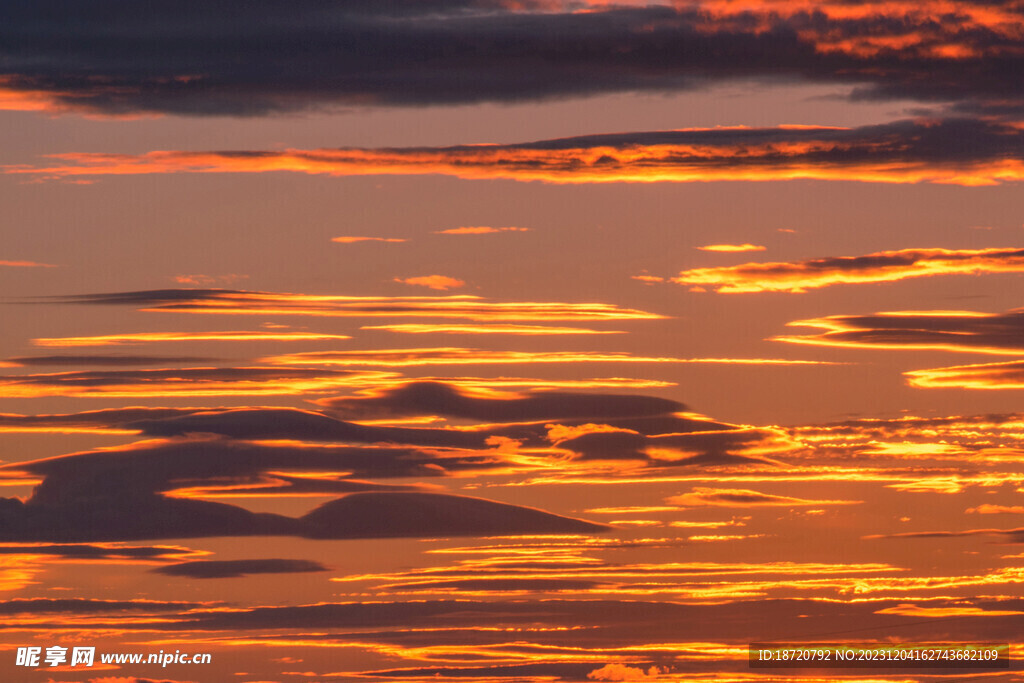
[265,348,833,368]
[666,247,1024,293]
[777,307,1024,354]
[32,331,351,347]
[905,360,1024,389]
[41,288,663,322]
[6,120,1024,186]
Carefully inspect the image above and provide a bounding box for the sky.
[2,1,1024,682]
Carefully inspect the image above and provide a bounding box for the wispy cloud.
[0,259,56,267]
[44,288,665,322]
[173,273,248,286]
[265,347,836,368]
[777,307,1024,354]
[667,488,862,508]
[33,331,352,347]
[7,120,1024,186]
[434,227,531,235]
[696,244,766,253]
[905,360,1024,389]
[657,247,1024,293]
[362,324,624,335]
[332,236,406,244]
[393,275,466,291]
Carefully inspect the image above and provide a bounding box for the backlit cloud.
[332,236,406,244]
[667,487,862,508]
[393,275,466,291]
[905,360,1024,389]
[7,120,1024,186]
[696,244,766,253]
[777,307,1024,354]
[44,288,664,322]
[0,367,394,398]
[32,331,351,347]
[665,247,1024,293]
[0,259,55,267]
[2,1,1022,117]
[266,348,833,368]
[361,324,624,335]
[435,227,531,235]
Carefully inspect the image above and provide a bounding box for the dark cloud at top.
[316,381,686,422]
[2,1,1022,116]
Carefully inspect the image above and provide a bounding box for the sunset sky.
[2,1,1024,682]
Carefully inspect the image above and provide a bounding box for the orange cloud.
[264,347,836,368]
[0,367,396,398]
[6,120,1022,186]
[667,487,862,507]
[393,275,466,291]
[33,331,352,347]
[435,226,531,235]
[361,324,624,335]
[666,247,1024,293]
[332,236,406,243]
[0,260,56,267]
[696,244,766,252]
[776,308,1024,354]
[173,273,248,286]
[905,360,1024,389]
[55,289,664,322]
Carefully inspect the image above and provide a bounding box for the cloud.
[7,120,1024,186]
[362,324,624,335]
[125,406,488,448]
[266,347,833,368]
[0,598,199,614]
[905,360,1024,389]
[0,259,55,267]
[0,543,195,561]
[434,227,530,235]
[152,559,328,579]
[667,487,862,507]
[393,275,466,291]
[0,366,393,398]
[42,288,663,322]
[3,355,220,366]
[332,236,406,244]
[663,247,1024,293]
[302,492,607,538]
[173,273,247,286]
[315,381,685,422]
[1,1,1022,117]
[696,244,766,253]
[588,664,663,681]
[777,307,1024,354]
[32,331,351,347]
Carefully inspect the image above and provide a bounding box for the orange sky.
[2,1,1024,682]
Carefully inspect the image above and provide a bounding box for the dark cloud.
[152,558,329,579]
[316,381,685,422]
[129,407,487,448]
[0,598,199,614]
[866,527,1024,542]
[0,438,603,541]
[0,543,191,560]
[8,119,1024,185]
[301,492,607,538]
[1,1,1022,116]
[779,307,1024,353]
